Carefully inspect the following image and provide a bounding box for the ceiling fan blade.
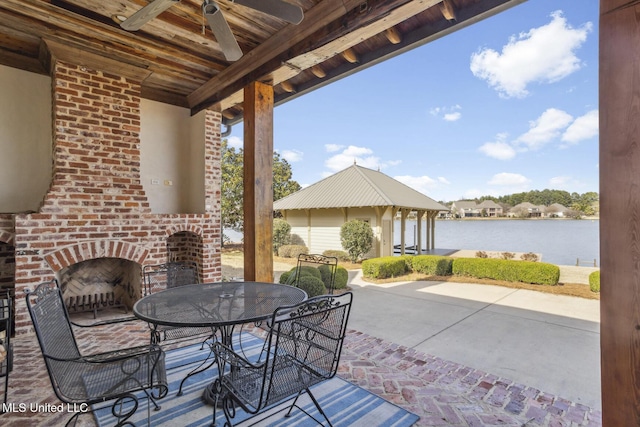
[203,0,243,61]
[120,0,180,31]
[235,0,303,25]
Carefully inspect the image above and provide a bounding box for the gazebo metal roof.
[273,164,449,212]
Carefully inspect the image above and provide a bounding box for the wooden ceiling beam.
[440,0,457,21]
[280,81,296,93]
[203,0,443,116]
[188,0,365,113]
[385,27,402,44]
[311,65,327,78]
[341,48,359,63]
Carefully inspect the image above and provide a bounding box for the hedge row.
[361,256,408,279]
[452,257,559,285]
[362,254,561,285]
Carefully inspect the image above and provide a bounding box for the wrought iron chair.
[142,261,217,395]
[0,289,12,412]
[213,292,353,426]
[142,261,213,343]
[25,279,168,426]
[285,254,338,295]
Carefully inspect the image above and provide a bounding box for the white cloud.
[394,175,443,196]
[485,173,532,196]
[325,144,344,153]
[479,137,516,160]
[561,109,599,144]
[325,145,381,172]
[488,172,531,186]
[470,11,592,98]
[438,177,451,185]
[227,136,243,149]
[430,105,462,121]
[516,108,573,150]
[443,112,462,122]
[279,149,303,162]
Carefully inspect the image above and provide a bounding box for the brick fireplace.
[0,60,223,335]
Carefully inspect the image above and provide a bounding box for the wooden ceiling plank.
[187,0,364,111]
[1,0,224,76]
[42,38,152,80]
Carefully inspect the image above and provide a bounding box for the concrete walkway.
[346,270,601,411]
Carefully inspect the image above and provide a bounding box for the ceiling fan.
[120,0,304,61]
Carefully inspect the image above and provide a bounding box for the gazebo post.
[400,209,408,255]
[416,210,425,255]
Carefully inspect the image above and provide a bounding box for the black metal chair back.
[289,254,338,295]
[0,289,12,411]
[143,261,199,296]
[214,292,353,426]
[25,279,168,426]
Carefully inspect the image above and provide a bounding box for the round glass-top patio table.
[133,281,307,405]
[133,281,307,342]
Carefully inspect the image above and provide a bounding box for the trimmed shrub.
[340,220,374,262]
[589,270,600,293]
[278,265,321,285]
[272,218,291,254]
[278,270,294,284]
[297,275,327,297]
[362,256,407,279]
[334,266,349,289]
[322,249,350,262]
[277,244,308,258]
[452,258,560,285]
[318,264,333,288]
[412,255,454,276]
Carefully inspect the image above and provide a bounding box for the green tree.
[221,140,301,233]
[272,218,291,254]
[340,220,374,262]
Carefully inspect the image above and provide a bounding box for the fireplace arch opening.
[57,257,141,320]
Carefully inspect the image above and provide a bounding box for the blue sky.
[226,0,599,203]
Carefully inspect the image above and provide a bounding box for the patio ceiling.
[0,0,524,123]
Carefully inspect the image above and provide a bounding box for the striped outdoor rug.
[94,333,419,426]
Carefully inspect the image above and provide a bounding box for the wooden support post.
[600,1,640,424]
[243,81,274,282]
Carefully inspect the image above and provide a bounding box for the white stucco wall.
[0,65,52,212]
[285,207,385,257]
[140,99,206,214]
[0,67,206,215]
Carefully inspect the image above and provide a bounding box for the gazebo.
[273,164,449,257]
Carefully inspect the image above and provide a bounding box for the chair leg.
[285,388,333,427]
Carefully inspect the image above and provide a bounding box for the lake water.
[395,219,600,266]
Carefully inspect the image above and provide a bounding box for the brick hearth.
[0,60,223,335]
